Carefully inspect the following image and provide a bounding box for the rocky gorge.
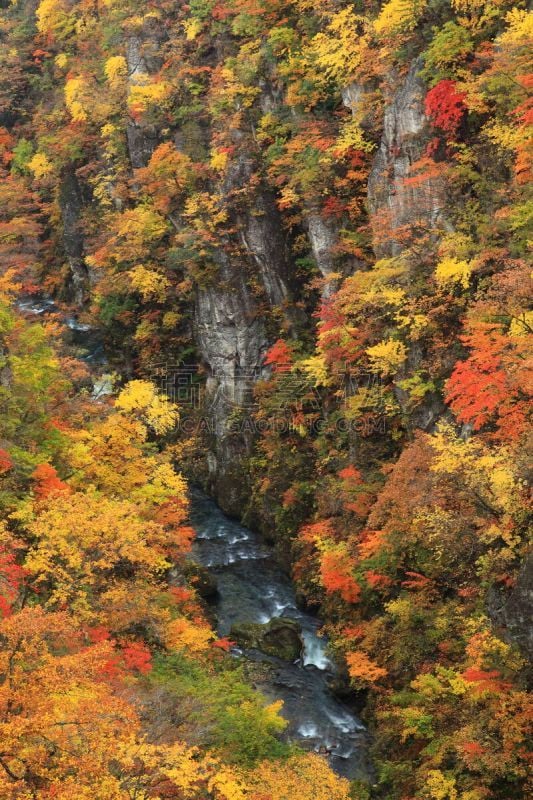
[0,2,530,798]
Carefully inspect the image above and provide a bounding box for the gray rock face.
[194,244,270,513]
[368,60,447,258]
[488,551,533,660]
[195,251,268,436]
[341,81,375,130]
[304,204,364,299]
[59,169,89,305]
[126,119,159,171]
[125,30,163,169]
[239,191,290,309]
[342,82,366,117]
[366,61,449,430]
[194,151,294,511]
[305,211,339,298]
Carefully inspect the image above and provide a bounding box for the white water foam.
[301,629,332,670]
[298,722,319,738]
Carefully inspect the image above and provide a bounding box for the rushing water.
[190,491,369,779]
[17,295,112,396]
[17,294,107,365]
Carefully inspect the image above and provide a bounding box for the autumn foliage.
[425,79,467,137]
[0,0,531,798]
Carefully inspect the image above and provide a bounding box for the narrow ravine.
[189,490,370,780]
[18,295,370,781]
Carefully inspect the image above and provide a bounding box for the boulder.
[230,617,303,662]
[183,561,218,601]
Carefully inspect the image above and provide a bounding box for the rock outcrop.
[368,60,447,258]
[305,210,340,298]
[195,62,451,499]
[59,168,89,305]
[194,249,268,513]
[239,190,290,309]
[194,151,295,512]
[488,551,533,660]
[368,61,449,430]
[125,23,164,169]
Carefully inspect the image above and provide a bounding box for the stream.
[17,295,370,781]
[190,491,369,779]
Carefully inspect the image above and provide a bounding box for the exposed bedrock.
[59,168,90,305]
[193,62,452,499]
[488,551,533,660]
[368,61,449,428]
[125,23,165,169]
[367,59,448,258]
[194,215,287,515]
[304,210,341,299]
[193,249,270,514]
[194,150,299,512]
[238,189,290,310]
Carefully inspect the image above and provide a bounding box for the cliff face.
[194,249,268,513]
[192,147,295,511]
[189,63,445,501]
[238,188,291,309]
[59,168,89,305]
[367,61,448,432]
[367,60,448,258]
[125,23,164,170]
[199,59,448,500]
[488,553,533,660]
[305,211,340,297]
[54,50,444,505]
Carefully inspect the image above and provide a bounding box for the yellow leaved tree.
[247,753,351,800]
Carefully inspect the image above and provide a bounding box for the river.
[190,490,369,779]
